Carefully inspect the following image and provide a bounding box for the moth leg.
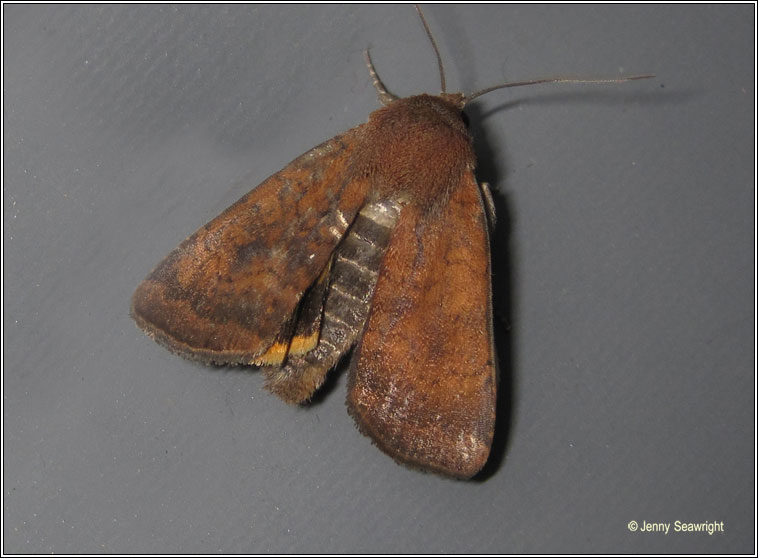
[364,49,398,107]
[479,181,497,230]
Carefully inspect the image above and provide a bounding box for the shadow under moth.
[131,7,652,479]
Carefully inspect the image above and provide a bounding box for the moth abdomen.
[263,199,402,404]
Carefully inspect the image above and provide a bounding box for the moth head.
[439,92,466,111]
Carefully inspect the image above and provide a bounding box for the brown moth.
[131,7,652,478]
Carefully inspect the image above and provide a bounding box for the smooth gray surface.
[3,4,754,554]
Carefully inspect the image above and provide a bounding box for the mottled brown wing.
[131,129,370,365]
[347,172,496,479]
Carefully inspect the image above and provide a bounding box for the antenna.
[364,49,398,106]
[415,5,447,93]
[463,74,655,106]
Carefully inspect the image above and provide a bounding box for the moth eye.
[460,111,470,128]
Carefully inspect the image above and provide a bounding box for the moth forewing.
[347,170,496,479]
[130,130,371,366]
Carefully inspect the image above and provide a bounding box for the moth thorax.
[367,94,475,203]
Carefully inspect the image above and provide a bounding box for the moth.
[131,7,652,478]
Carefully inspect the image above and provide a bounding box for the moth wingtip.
[345,394,489,480]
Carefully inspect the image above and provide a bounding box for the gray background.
[3,4,754,554]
